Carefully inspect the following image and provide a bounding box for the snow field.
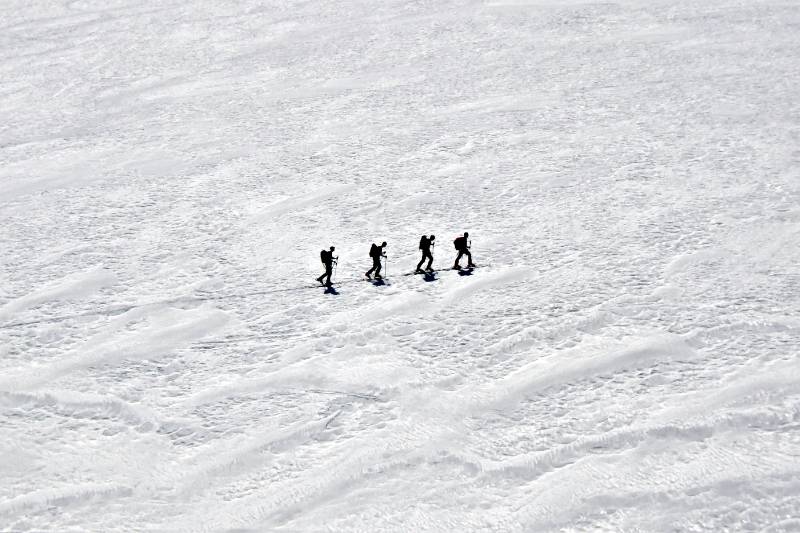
[2,0,800,531]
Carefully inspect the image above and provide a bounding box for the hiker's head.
[464,232,469,238]
[430,235,435,241]
[381,241,387,247]
[330,246,335,251]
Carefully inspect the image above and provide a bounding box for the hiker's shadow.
[370,279,388,286]
[457,268,474,276]
[324,286,339,295]
[423,272,437,282]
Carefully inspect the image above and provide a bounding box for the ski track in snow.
[1,0,799,531]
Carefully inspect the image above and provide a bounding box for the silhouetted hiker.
[317,246,337,286]
[453,232,475,269]
[366,241,387,279]
[416,235,435,272]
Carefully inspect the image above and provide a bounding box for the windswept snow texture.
[2,0,800,531]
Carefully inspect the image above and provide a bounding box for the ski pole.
[333,257,338,283]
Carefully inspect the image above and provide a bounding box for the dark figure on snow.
[366,241,387,279]
[453,232,475,269]
[317,246,337,286]
[416,234,435,272]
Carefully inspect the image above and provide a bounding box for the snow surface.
[1,0,799,530]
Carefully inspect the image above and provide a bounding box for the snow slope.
[1,0,799,530]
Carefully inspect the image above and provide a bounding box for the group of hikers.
[316,232,475,287]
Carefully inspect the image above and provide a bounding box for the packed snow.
[1,0,799,530]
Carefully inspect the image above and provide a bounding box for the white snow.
[1,0,799,531]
